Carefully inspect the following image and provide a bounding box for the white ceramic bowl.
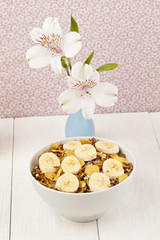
[29,137,135,222]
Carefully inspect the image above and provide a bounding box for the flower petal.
[71,62,85,82]
[50,56,62,74]
[67,76,77,88]
[62,32,82,58]
[90,82,118,107]
[26,45,51,68]
[42,17,62,37]
[90,70,100,84]
[71,62,94,82]
[30,27,45,44]
[58,89,81,114]
[81,96,95,119]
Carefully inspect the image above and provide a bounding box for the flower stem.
[61,56,72,76]
[65,58,72,76]
[66,67,70,76]
[68,58,72,71]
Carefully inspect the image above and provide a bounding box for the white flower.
[26,17,82,74]
[58,62,118,119]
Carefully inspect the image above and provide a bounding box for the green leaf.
[84,51,94,65]
[96,63,118,72]
[70,15,79,33]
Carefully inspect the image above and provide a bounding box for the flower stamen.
[40,36,51,47]
[74,80,97,91]
[52,35,61,45]
[48,34,62,54]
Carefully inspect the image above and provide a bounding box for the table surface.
[0,112,160,240]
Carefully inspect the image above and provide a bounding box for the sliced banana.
[39,152,60,173]
[103,158,124,179]
[63,140,81,151]
[89,173,110,192]
[61,155,81,174]
[55,173,79,193]
[95,141,119,154]
[75,144,97,161]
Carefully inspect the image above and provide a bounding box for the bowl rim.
[29,136,136,196]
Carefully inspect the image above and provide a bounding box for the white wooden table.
[1,112,160,240]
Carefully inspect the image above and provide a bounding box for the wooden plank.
[94,112,160,239]
[11,116,98,240]
[150,112,160,146]
[0,119,13,240]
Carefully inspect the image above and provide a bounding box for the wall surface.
[0,0,160,118]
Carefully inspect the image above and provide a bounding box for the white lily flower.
[58,62,118,119]
[26,17,82,74]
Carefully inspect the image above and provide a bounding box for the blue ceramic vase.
[65,109,95,137]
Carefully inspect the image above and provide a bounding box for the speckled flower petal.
[42,17,62,36]
[70,62,94,82]
[30,27,46,44]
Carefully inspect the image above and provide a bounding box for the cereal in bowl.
[32,138,133,193]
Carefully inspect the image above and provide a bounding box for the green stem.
[65,58,72,76]
[66,67,70,76]
[68,58,72,71]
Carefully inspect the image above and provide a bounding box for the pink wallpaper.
[0,0,160,118]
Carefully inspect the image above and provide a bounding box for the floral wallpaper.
[0,0,160,118]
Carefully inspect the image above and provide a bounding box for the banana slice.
[63,140,81,151]
[95,141,119,154]
[39,152,60,173]
[55,173,79,193]
[61,156,81,174]
[103,158,124,179]
[89,173,110,192]
[75,144,97,161]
